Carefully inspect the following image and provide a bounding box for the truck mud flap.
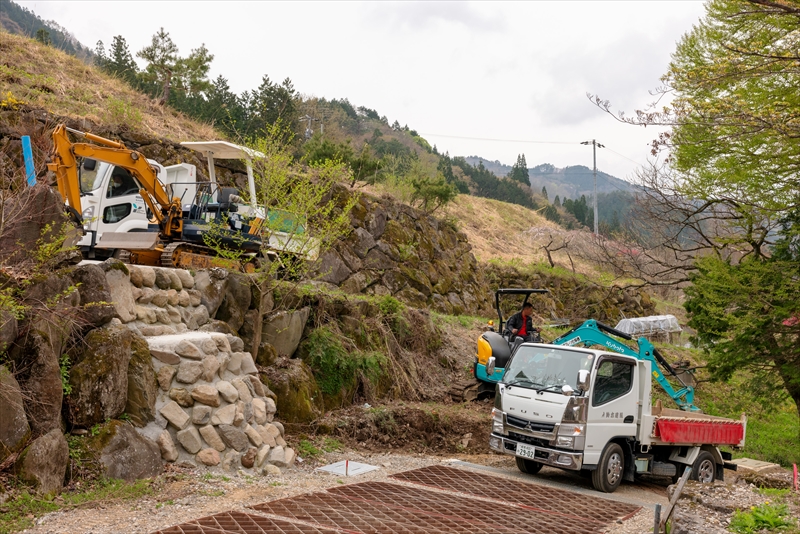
[96,231,159,250]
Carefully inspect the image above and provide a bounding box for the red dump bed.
[654,417,745,446]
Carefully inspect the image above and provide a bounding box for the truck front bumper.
[489,433,583,471]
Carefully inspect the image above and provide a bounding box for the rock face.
[14,429,69,495]
[88,421,162,482]
[315,187,492,315]
[0,366,30,461]
[68,324,134,427]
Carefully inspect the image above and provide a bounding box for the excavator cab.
[475,288,549,385]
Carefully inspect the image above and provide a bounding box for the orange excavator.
[48,124,263,269]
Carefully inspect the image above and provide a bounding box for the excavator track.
[161,242,241,270]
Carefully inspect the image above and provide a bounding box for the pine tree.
[508,154,530,185]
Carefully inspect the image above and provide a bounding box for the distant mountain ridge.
[0,0,94,60]
[464,156,636,202]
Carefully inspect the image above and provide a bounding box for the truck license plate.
[516,443,536,460]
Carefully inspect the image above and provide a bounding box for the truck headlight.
[556,436,574,448]
[559,424,585,437]
[491,408,505,435]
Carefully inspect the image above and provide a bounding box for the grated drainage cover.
[151,510,341,534]
[326,481,601,533]
[252,486,520,534]
[390,464,641,523]
[155,466,641,534]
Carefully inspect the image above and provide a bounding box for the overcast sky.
[20,0,706,181]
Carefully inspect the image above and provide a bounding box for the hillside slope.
[0,31,216,142]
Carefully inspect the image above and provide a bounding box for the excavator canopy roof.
[180,141,264,160]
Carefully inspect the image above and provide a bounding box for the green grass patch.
[297,439,322,458]
[431,312,484,329]
[0,478,153,534]
[303,326,386,396]
[729,502,796,534]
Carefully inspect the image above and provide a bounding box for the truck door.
[583,356,638,466]
[97,166,148,236]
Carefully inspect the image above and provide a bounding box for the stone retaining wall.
[140,332,293,474]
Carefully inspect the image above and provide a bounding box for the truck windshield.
[80,160,112,193]
[503,346,594,391]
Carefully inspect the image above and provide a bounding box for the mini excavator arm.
[552,319,700,412]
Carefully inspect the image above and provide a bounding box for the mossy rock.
[260,360,324,423]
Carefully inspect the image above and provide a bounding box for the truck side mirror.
[486,357,496,377]
[576,369,590,393]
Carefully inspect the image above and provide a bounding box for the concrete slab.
[730,458,783,474]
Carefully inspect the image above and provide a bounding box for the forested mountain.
[0,0,93,60]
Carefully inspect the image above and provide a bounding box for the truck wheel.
[691,451,715,483]
[592,443,624,493]
[516,457,543,475]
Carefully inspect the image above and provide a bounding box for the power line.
[419,133,578,145]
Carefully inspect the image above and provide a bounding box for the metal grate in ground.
[251,487,522,534]
[325,481,602,533]
[390,464,641,523]
[151,510,342,534]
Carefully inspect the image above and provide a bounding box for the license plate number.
[516,443,536,460]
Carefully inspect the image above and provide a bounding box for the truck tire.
[592,443,624,493]
[691,451,715,483]
[516,457,543,475]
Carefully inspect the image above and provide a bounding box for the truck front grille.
[506,414,556,433]
[508,432,550,448]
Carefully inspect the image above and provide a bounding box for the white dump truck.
[488,343,746,492]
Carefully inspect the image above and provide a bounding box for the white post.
[592,140,598,235]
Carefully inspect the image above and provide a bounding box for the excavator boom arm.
[48,125,181,231]
[552,319,699,412]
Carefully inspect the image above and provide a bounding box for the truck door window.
[103,203,132,223]
[593,360,633,406]
[107,167,140,198]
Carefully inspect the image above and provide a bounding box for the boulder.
[216,381,239,403]
[176,427,203,454]
[14,429,68,495]
[11,327,65,435]
[176,361,204,384]
[210,404,236,426]
[196,448,220,466]
[102,260,137,323]
[156,429,178,462]
[159,401,190,429]
[154,268,172,290]
[260,359,324,423]
[0,366,30,461]
[241,447,257,468]
[175,269,194,289]
[67,325,133,427]
[169,388,195,407]
[192,405,212,425]
[174,340,203,360]
[199,425,226,452]
[157,366,177,391]
[125,334,158,427]
[256,342,279,367]
[70,264,116,326]
[193,269,229,317]
[191,384,221,407]
[217,424,249,452]
[88,421,162,482]
[261,307,310,358]
[138,266,156,288]
[0,185,75,269]
[314,250,352,285]
[215,272,252,333]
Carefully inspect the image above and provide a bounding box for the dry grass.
[0,31,218,142]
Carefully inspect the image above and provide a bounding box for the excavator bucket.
[95,231,160,250]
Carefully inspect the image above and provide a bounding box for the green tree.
[96,35,138,83]
[35,28,51,46]
[685,253,800,421]
[137,28,214,105]
[508,154,529,185]
[541,186,548,200]
[137,28,179,104]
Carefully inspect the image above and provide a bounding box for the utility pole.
[581,139,604,235]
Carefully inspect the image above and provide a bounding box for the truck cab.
[489,343,744,493]
[76,158,196,259]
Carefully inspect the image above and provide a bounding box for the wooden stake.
[659,467,691,532]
